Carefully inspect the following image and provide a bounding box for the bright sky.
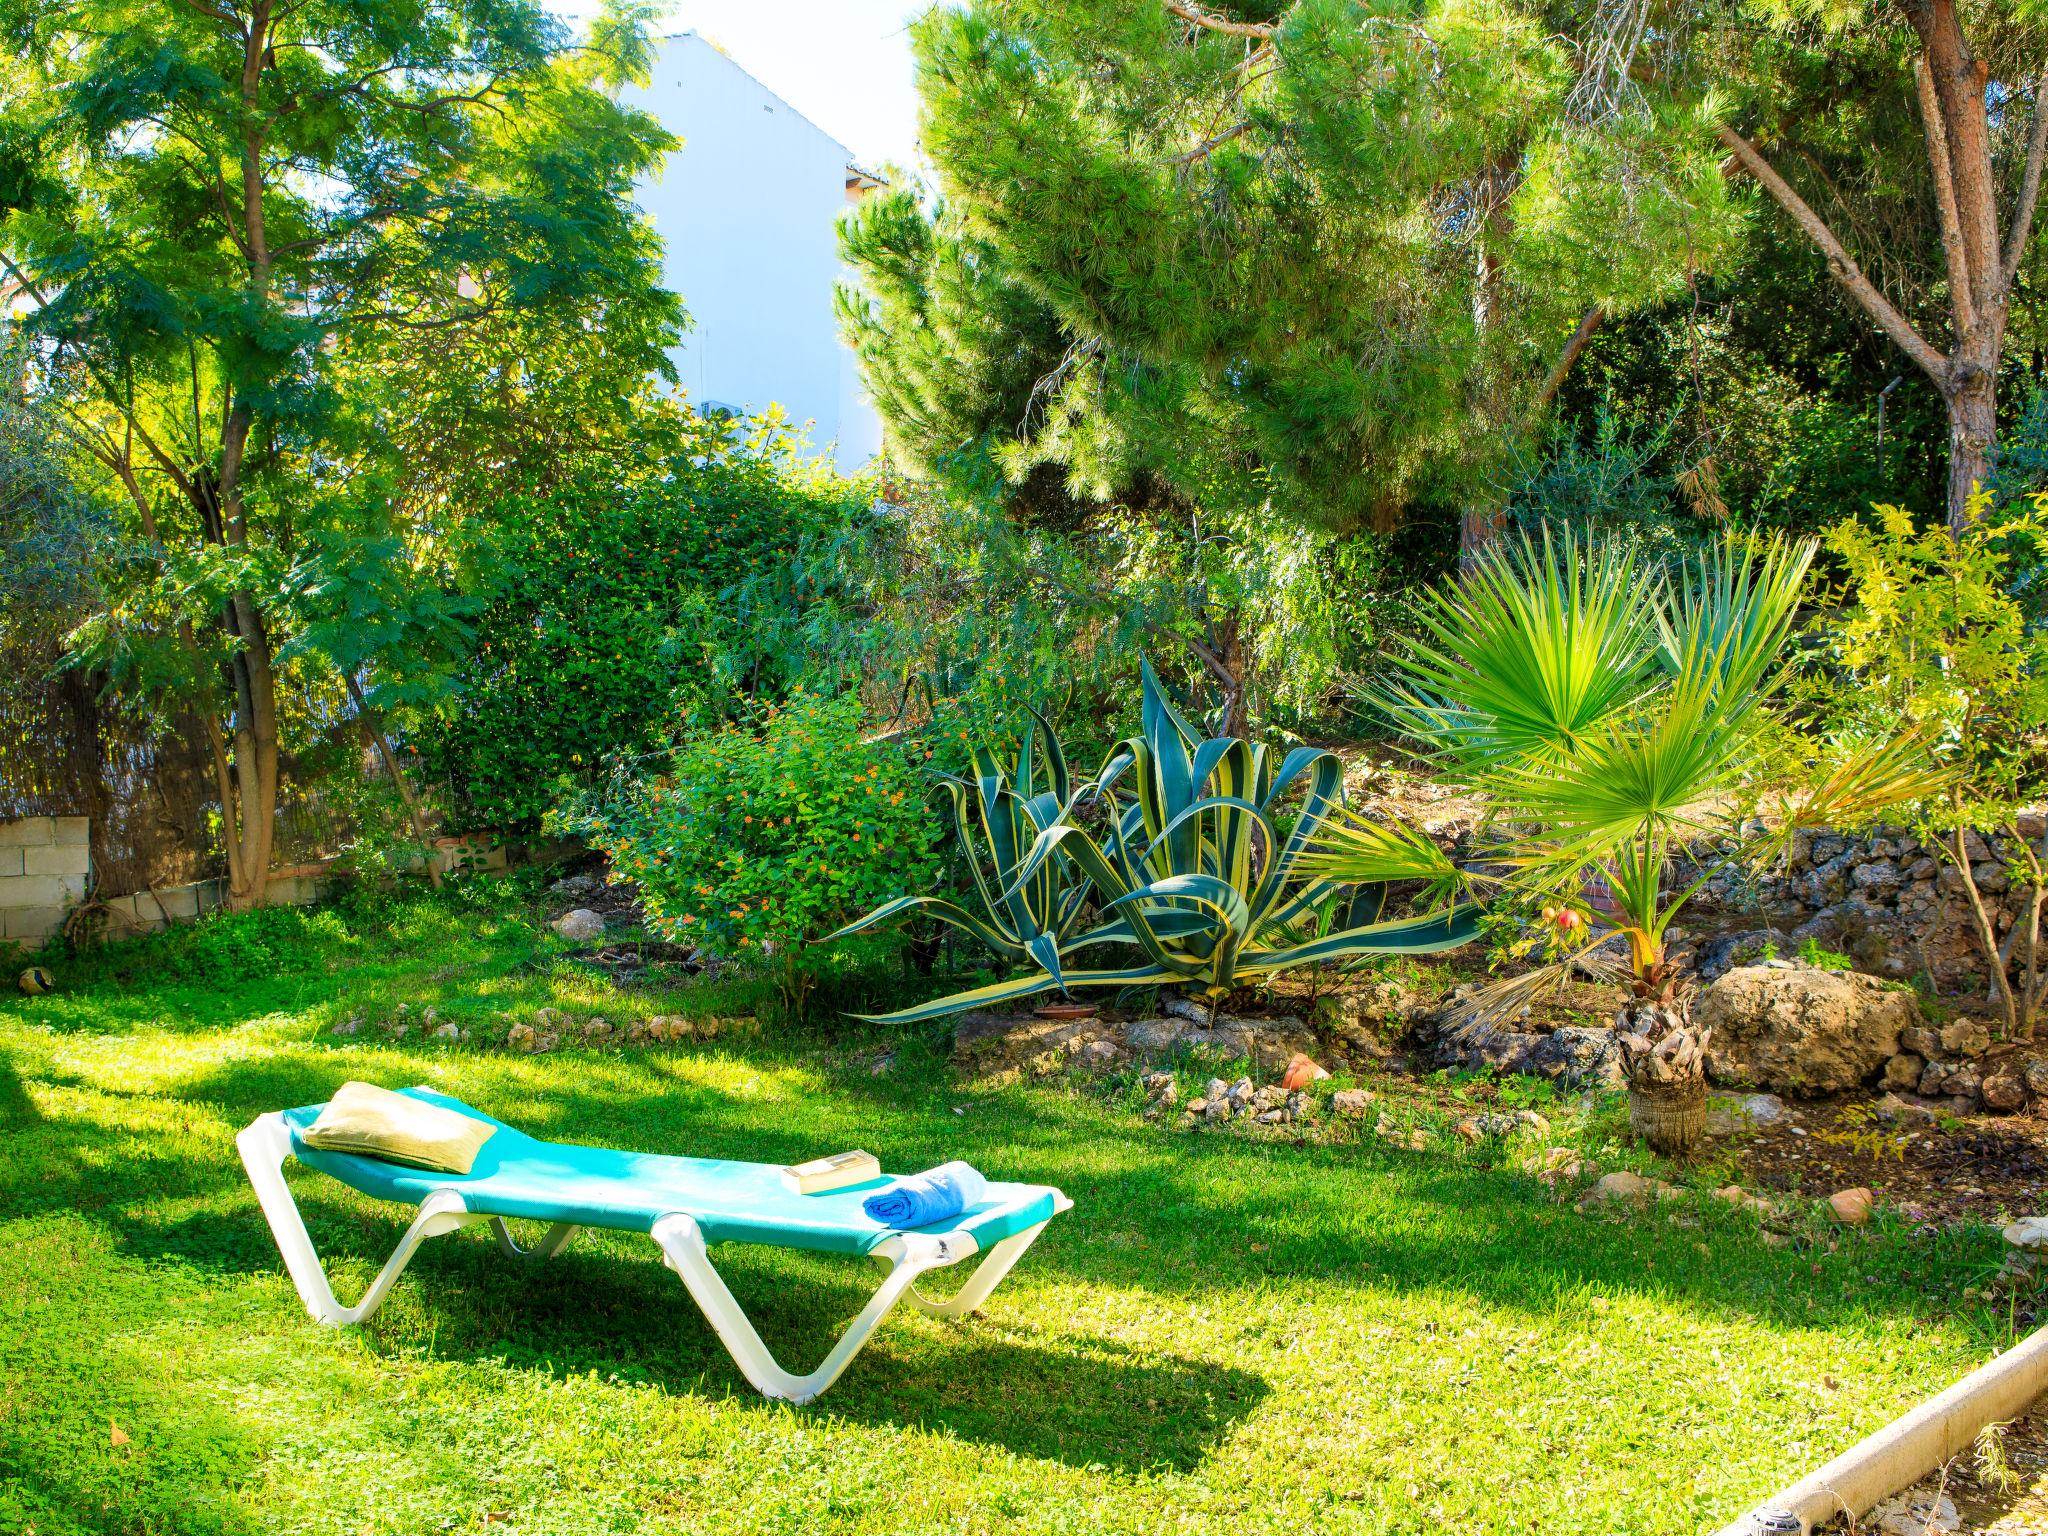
[552,0,934,177]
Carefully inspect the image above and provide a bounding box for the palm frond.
[1379,527,1662,773]
[1298,807,1472,910]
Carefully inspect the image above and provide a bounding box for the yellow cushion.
[301,1081,496,1174]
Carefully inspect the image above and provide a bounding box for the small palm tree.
[1310,531,1941,1153]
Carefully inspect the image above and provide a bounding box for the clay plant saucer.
[1033,1002,1100,1021]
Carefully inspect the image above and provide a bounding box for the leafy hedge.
[558,689,940,1013]
[413,431,867,829]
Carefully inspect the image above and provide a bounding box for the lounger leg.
[905,1219,1053,1320]
[236,1112,482,1326]
[490,1219,581,1260]
[649,1214,957,1404]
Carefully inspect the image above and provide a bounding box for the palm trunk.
[1617,997,1711,1155]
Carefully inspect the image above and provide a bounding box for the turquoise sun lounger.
[237,1087,1072,1402]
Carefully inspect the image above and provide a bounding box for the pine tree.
[859,0,1739,558]
[1699,3,2048,529]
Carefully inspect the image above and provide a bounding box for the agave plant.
[854,663,1482,1024]
[1309,529,1944,1153]
[826,711,1096,981]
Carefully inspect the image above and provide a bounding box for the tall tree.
[1704,2,2048,528]
[0,0,679,905]
[892,0,1739,559]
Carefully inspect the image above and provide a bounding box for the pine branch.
[2004,61,2048,286]
[1715,124,1948,382]
[1915,58,1976,337]
[1164,2,1278,39]
[1530,305,1606,416]
[1168,119,1253,164]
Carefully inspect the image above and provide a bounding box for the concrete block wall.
[0,817,90,946]
[2,818,525,949]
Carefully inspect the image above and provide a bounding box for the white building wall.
[624,33,883,475]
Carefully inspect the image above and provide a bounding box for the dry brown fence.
[0,625,349,899]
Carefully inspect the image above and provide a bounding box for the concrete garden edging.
[1711,1322,2048,1535]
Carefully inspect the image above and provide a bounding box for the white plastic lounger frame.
[236,1111,1069,1403]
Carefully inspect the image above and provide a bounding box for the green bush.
[412,424,869,831]
[48,903,359,990]
[559,690,941,1015]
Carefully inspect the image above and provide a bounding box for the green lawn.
[0,887,2016,1535]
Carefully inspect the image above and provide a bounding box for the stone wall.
[0,818,517,951]
[0,816,90,946]
[1681,814,2046,992]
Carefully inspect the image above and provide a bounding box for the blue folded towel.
[861,1160,988,1228]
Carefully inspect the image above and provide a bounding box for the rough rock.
[1330,1088,1374,1118]
[1699,966,1916,1093]
[1827,1187,1874,1226]
[506,1022,537,1052]
[550,908,606,942]
[1123,1018,1185,1056]
[329,1018,360,1037]
[1692,930,1791,984]
[1714,1184,1773,1217]
[1872,1093,1937,1127]
[2027,1059,2048,1098]
[1881,1053,1923,1091]
[1944,1063,1984,1103]
[1940,1019,1992,1058]
[2004,1216,2048,1280]
[1980,1067,2029,1113]
[1901,1025,1944,1059]
[1420,1012,1625,1087]
[431,1021,461,1040]
[1705,1092,1791,1136]
[1077,1038,1120,1070]
[954,1012,1104,1074]
[1584,1171,1651,1205]
[1179,1016,1318,1071]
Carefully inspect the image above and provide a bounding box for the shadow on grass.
[119,1188,1263,1473]
[443,1240,1263,1472]
[1,1024,2011,1444]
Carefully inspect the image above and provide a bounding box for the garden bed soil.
[1726,1097,2048,1229]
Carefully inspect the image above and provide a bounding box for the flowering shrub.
[562,691,939,1013]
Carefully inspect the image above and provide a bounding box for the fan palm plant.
[844,663,1483,1024]
[1309,530,1943,1153]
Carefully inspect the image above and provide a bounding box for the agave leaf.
[1025,931,1067,996]
[853,962,1187,1024]
[1247,747,1345,920]
[823,892,1019,954]
[1241,903,1485,971]
[1109,873,1253,940]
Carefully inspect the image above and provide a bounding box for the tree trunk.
[1459,501,1506,572]
[1944,361,1997,529]
[223,597,282,909]
[1188,610,1250,737]
[347,677,442,889]
[1616,998,1711,1155]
